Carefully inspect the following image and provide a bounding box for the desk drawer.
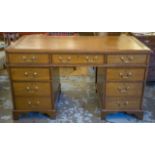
[107,54,147,64]
[106,82,143,96]
[15,97,53,110]
[107,68,145,81]
[10,68,50,81]
[13,82,51,96]
[8,54,49,64]
[52,54,104,64]
[105,97,141,110]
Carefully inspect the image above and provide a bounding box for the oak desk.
[6,35,150,120]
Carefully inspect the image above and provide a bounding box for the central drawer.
[15,97,53,110]
[8,54,49,64]
[107,54,147,64]
[107,68,145,81]
[106,82,143,96]
[13,82,51,96]
[52,54,104,64]
[105,97,141,110]
[10,68,50,81]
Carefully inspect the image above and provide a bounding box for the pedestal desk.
[5,35,150,120]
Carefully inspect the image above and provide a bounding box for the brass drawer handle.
[85,56,96,63]
[22,56,27,61]
[22,55,37,62]
[67,56,71,61]
[85,56,89,62]
[118,86,130,93]
[26,86,30,91]
[94,56,98,59]
[27,100,40,107]
[33,72,38,76]
[128,56,134,61]
[24,72,29,76]
[124,101,129,106]
[120,57,129,63]
[120,56,134,63]
[119,72,132,79]
[24,72,38,78]
[25,86,39,92]
[58,56,68,63]
[117,101,129,107]
[31,56,36,61]
[58,56,71,63]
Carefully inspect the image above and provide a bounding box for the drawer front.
[107,54,147,64]
[107,68,145,81]
[13,82,51,96]
[52,54,104,64]
[8,54,49,64]
[11,68,50,81]
[106,82,143,96]
[105,97,141,110]
[15,97,53,110]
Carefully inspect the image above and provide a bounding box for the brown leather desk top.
[6,35,150,53]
